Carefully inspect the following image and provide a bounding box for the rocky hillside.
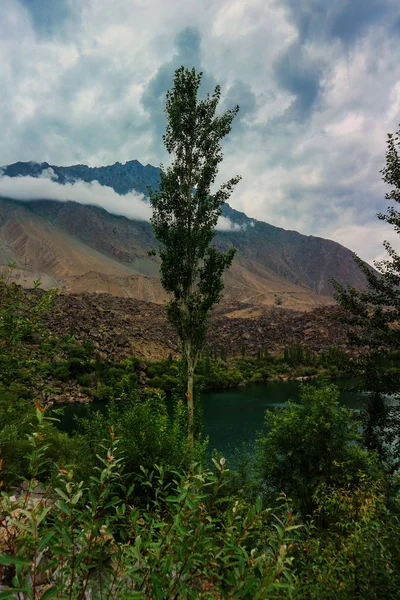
[0,160,371,308]
[39,290,350,362]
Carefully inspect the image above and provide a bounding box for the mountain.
[0,160,370,310]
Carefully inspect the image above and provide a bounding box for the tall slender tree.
[149,67,240,446]
[333,125,400,459]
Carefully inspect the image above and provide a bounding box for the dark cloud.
[328,0,391,44]
[393,15,400,35]
[141,27,217,152]
[221,79,257,129]
[18,0,75,37]
[2,0,400,263]
[175,27,202,65]
[273,42,323,120]
[281,0,396,45]
[141,26,256,151]
[272,0,398,122]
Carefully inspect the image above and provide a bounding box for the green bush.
[0,429,297,599]
[256,383,380,519]
[74,389,204,485]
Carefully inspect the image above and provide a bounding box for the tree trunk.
[187,361,195,448]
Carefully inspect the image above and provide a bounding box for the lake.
[200,378,363,458]
[58,378,364,459]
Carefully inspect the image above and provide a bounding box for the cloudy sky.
[2,0,400,263]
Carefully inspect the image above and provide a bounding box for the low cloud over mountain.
[0,164,241,231]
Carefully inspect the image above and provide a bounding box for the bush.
[74,389,205,486]
[256,383,380,519]
[0,429,297,599]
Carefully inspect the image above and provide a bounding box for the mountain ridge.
[0,160,370,310]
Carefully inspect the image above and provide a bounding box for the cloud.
[0,170,242,231]
[273,41,324,120]
[18,0,77,38]
[330,221,400,265]
[279,0,394,45]
[140,27,218,155]
[216,216,242,232]
[0,173,152,221]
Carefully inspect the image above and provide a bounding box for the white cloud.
[330,221,400,265]
[0,173,152,221]
[0,171,245,232]
[216,216,242,231]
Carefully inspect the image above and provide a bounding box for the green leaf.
[0,590,30,599]
[71,490,83,505]
[38,531,55,552]
[40,587,59,599]
[54,487,69,501]
[0,554,30,566]
[52,546,70,557]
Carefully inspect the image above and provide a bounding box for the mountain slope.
[0,160,371,308]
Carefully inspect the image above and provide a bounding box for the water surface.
[201,378,362,458]
[59,378,363,459]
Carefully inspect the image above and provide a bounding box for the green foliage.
[74,389,205,486]
[145,349,353,395]
[0,266,57,391]
[0,426,297,599]
[0,388,84,488]
[49,352,140,400]
[333,125,400,459]
[256,384,380,519]
[1,270,400,597]
[293,493,400,598]
[149,66,240,444]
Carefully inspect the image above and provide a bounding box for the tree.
[333,125,400,460]
[0,264,56,391]
[257,384,379,519]
[149,67,240,446]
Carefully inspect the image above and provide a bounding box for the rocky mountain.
[0,160,371,310]
[2,160,160,196]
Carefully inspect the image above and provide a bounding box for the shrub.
[0,426,297,599]
[256,383,380,519]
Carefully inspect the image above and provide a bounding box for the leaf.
[55,499,71,515]
[71,491,83,505]
[51,546,70,557]
[0,590,30,599]
[0,554,30,566]
[35,402,44,423]
[40,587,59,599]
[54,487,69,501]
[38,531,55,552]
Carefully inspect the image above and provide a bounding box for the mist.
[0,170,241,231]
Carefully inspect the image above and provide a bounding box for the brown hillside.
[0,198,337,310]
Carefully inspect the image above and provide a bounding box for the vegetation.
[256,384,380,519]
[334,125,400,461]
[146,345,354,393]
[2,270,400,598]
[0,422,298,599]
[149,67,240,446]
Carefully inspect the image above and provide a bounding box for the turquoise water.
[58,378,364,459]
[200,379,362,458]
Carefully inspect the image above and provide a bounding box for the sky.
[1,0,400,263]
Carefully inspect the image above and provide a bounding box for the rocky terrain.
[41,290,351,362]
